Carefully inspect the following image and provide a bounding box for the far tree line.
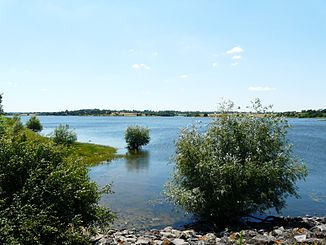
[3,104,326,119]
[4,108,213,117]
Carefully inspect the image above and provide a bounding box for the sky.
[1,0,326,112]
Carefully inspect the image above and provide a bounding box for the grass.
[28,130,121,166]
[5,117,121,166]
[69,142,120,166]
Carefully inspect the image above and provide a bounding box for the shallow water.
[21,116,326,229]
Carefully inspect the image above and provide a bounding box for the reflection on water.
[125,150,150,172]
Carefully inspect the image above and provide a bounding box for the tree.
[26,115,43,132]
[165,99,307,223]
[0,93,3,115]
[125,125,150,151]
[0,118,114,244]
[52,124,77,146]
[12,115,24,134]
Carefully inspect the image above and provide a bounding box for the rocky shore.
[92,216,326,244]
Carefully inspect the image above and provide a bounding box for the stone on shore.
[92,216,326,245]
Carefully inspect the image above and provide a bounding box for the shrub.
[52,124,77,146]
[165,99,307,223]
[0,118,114,244]
[125,125,150,151]
[0,93,3,115]
[26,115,43,132]
[12,115,24,134]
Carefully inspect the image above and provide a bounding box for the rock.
[293,227,308,234]
[272,226,285,236]
[95,238,111,245]
[312,224,326,238]
[163,226,173,232]
[136,237,152,244]
[187,238,200,244]
[294,234,307,242]
[228,232,240,241]
[126,237,137,243]
[160,231,176,238]
[180,229,196,239]
[115,235,127,243]
[162,239,173,245]
[92,216,326,245]
[171,238,188,245]
[247,230,258,237]
[215,237,225,245]
[250,234,276,244]
[91,234,104,242]
[274,239,285,244]
[153,240,163,245]
[302,217,319,228]
[171,229,182,238]
[203,232,216,242]
[315,224,326,231]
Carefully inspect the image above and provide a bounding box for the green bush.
[125,125,150,151]
[26,115,43,132]
[0,119,114,244]
[12,115,24,134]
[52,124,77,146]
[0,93,3,115]
[165,99,307,223]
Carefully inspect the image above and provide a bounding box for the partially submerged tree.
[166,99,307,223]
[125,125,150,151]
[26,115,43,132]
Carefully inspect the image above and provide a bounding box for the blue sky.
[1,0,325,112]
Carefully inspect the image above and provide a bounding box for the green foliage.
[0,118,114,244]
[0,93,3,114]
[280,109,326,118]
[70,142,118,166]
[236,231,244,245]
[125,125,150,151]
[26,115,43,132]
[52,124,77,146]
[12,115,24,134]
[165,99,307,223]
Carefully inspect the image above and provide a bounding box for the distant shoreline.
[6,110,326,119]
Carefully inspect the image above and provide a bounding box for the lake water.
[21,116,326,229]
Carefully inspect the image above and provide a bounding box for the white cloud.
[131,63,150,70]
[248,86,276,92]
[153,52,159,56]
[178,74,189,79]
[232,55,241,61]
[128,49,135,53]
[226,47,244,66]
[226,46,244,55]
[212,62,218,68]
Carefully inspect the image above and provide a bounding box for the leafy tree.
[26,115,43,132]
[52,124,77,146]
[0,118,114,244]
[165,99,307,223]
[125,125,150,151]
[0,93,3,115]
[12,115,24,134]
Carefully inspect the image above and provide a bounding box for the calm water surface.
[21,116,326,229]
